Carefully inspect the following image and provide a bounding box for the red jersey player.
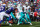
[33,11,38,21]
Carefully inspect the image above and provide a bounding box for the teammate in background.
[23,3,32,25]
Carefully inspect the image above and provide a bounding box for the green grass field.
[1,22,40,27]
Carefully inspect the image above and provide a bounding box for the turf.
[1,22,40,27]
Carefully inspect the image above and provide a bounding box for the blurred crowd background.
[0,0,40,22]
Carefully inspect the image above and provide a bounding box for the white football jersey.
[17,4,23,12]
[23,5,31,13]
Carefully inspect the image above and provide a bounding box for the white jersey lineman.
[17,4,23,12]
[23,5,31,13]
